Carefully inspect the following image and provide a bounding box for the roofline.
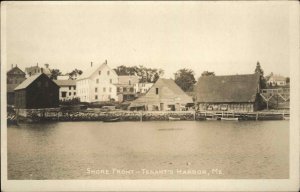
[199,73,258,78]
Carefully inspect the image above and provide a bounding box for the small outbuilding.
[14,73,59,109]
[129,78,193,111]
[195,74,261,112]
[54,80,77,101]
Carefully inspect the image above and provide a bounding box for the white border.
[1,1,299,191]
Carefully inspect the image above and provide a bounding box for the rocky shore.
[7,108,288,124]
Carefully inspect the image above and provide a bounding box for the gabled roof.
[7,66,26,75]
[131,78,193,105]
[14,74,42,90]
[25,66,51,75]
[118,75,139,84]
[195,74,260,103]
[77,61,118,80]
[54,80,76,87]
[269,74,286,81]
[14,73,58,91]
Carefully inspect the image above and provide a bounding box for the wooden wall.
[198,103,255,112]
[15,74,59,109]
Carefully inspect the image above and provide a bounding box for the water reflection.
[8,121,289,179]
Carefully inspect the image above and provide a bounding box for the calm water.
[8,121,289,179]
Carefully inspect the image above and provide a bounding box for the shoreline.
[7,109,290,124]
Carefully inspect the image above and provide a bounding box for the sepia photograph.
[1,1,299,191]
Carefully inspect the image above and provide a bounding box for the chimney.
[45,63,49,68]
[37,62,39,67]
[105,60,107,64]
[91,62,93,67]
[11,64,13,69]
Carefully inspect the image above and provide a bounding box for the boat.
[221,117,239,121]
[103,117,120,122]
[206,117,218,121]
[168,117,181,121]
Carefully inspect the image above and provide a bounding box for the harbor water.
[7,121,289,179]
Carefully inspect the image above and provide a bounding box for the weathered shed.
[14,73,59,109]
[195,74,261,112]
[129,78,193,111]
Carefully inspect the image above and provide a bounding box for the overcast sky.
[4,1,291,79]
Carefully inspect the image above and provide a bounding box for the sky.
[4,1,291,79]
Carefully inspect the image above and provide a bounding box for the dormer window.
[156,88,159,95]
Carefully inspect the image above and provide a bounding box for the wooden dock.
[197,110,289,120]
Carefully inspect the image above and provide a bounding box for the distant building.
[129,78,193,111]
[115,75,139,102]
[54,80,77,101]
[118,75,139,85]
[56,75,70,80]
[116,84,136,102]
[267,73,287,87]
[195,74,261,112]
[134,82,154,95]
[14,73,59,109]
[25,63,51,77]
[76,61,119,102]
[7,65,26,105]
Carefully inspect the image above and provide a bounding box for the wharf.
[7,108,290,124]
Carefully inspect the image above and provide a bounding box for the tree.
[69,69,83,80]
[50,69,62,80]
[254,61,267,89]
[114,65,164,83]
[174,68,196,92]
[286,77,290,84]
[255,61,264,76]
[201,71,215,77]
[114,65,137,76]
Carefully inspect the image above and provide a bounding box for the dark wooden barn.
[195,73,261,112]
[7,65,26,105]
[14,73,59,109]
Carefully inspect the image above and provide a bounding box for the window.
[109,87,112,92]
[103,87,106,92]
[73,86,76,90]
[129,80,131,85]
[130,87,134,92]
[96,79,99,84]
[69,92,71,96]
[110,79,112,83]
[107,71,110,75]
[62,92,67,98]
[69,86,71,90]
[156,88,159,95]
[95,95,98,100]
[99,71,101,75]
[95,87,98,92]
[117,87,120,92]
[74,92,76,95]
